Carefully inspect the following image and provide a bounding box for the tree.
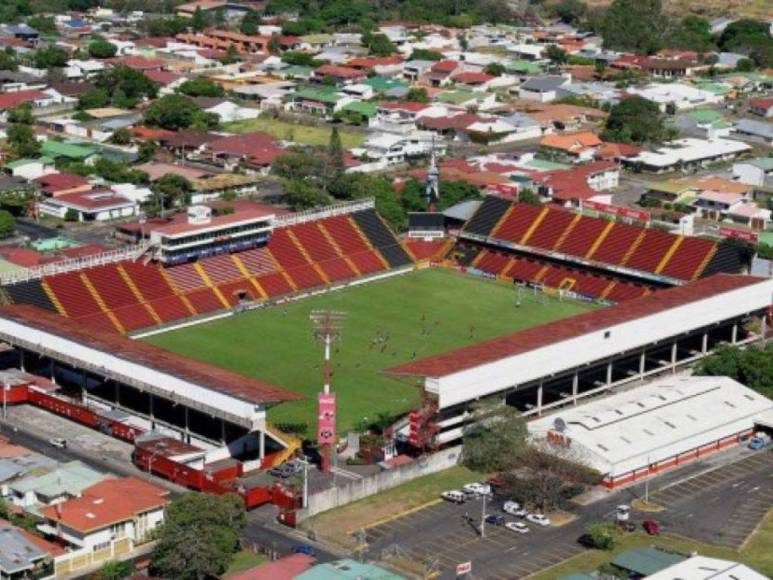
[284,179,332,210]
[587,522,622,550]
[78,88,111,110]
[484,62,505,76]
[151,493,246,580]
[601,96,670,144]
[328,127,345,180]
[282,51,322,67]
[363,31,397,56]
[143,94,202,130]
[664,15,715,53]
[178,77,225,97]
[151,174,193,214]
[110,127,132,145]
[27,15,58,35]
[719,19,773,68]
[409,48,443,61]
[88,39,118,59]
[695,343,773,398]
[462,402,527,472]
[94,65,158,108]
[546,45,568,65]
[556,0,586,24]
[33,46,69,69]
[268,35,281,54]
[191,7,209,32]
[600,0,666,55]
[240,11,260,35]
[0,210,15,239]
[404,87,429,103]
[220,44,240,65]
[6,124,40,158]
[736,58,755,72]
[0,48,18,72]
[90,559,134,580]
[518,189,542,205]
[7,103,33,125]
[138,140,157,163]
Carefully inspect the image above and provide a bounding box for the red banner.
[486,183,519,198]
[719,227,758,243]
[317,392,336,445]
[583,200,651,223]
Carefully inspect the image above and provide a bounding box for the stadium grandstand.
[386,274,773,448]
[0,199,414,335]
[452,196,748,303]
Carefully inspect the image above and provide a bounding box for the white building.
[647,555,768,580]
[37,189,138,221]
[627,83,724,112]
[733,158,773,188]
[528,375,773,488]
[624,138,751,173]
[39,477,169,551]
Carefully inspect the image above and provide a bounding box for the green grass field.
[145,269,595,433]
[222,116,364,148]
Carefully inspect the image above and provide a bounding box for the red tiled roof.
[106,56,167,70]
[57,244,108,259]
[750,97,773,110]
[40,477,169,533]
[131,126,175,141]
[206,131,276,156]
[144,69,182,86]
[0,248,50,267]
[452,71,494,85]
[0,90,47,110]
[313,64,364,79]
[431,60,459,73]
[52,190,134,210]
[540,132,602,153]
[385,274,765,378]
[229,554,315,580]
[347,55,404,69]
[33,172,90,193]
[535,160,619,202]
[420,113,482,131]
[0,305,303,404]
[379,101,429,113]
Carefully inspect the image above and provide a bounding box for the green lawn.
[222,116,364,148]
[146,269,595,434]
[224,550,268,576]
[301,465,483,548]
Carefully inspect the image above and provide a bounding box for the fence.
[297,445,462,520]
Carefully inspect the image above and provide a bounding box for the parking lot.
[648,450,773,548]
[365,495,586,580]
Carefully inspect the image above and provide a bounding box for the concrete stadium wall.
[298,445,463,520]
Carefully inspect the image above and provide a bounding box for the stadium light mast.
[310,310,346,473]
[425,137,439,212]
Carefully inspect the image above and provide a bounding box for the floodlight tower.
[310,310,346,473]
[425,138,440,212]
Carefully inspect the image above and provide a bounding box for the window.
[597,443,609,452]
[93,541,110,552]
[724,401,736,408]
[604,331,611,339]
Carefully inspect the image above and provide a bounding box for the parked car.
[268,464,296,478]
[526,513,551,527]
[292,544,316,557]
[505,521,530,534]
[463,482,492,496]
[617,521,636,532]
[503,500,521,515]
[643,520,660,535]
[485,514,506,526]
[48,438,67,449]
[748,437,766,450]
[615,505,630,522]
[441,490,466,504]
[487,475,505,489]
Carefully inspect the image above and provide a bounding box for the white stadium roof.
[647,555,768,580]
[529,375,773,478]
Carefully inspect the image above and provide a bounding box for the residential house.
[8,461,107,515]
[402,59,434,82]
[191,97,260,123]
[626,83,724,112]
[749,97,773,118]
[39,477,169,552]
[674,109,733,139]
[623,137,751,173]
[38,189,138,221]
[288,87,350,118]
[533,161,620,206]
[311,65,366,86]
[33,172,92,196]
[64,59,106,80]
[3,157,55,181]
[518,75,572,103]
[197,131,284,173]
[733,157,773,189]
[539,132,602,162]
[0,520,62,580]
[734,118,773,146]
[40,140,99,164]
[347,55,404,77]
[356,131,437,166]
[436,89,497,111]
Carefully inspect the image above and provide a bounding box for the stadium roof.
[385,274,766,379]
[0,305,301,405]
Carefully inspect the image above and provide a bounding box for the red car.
[643,520,660,535]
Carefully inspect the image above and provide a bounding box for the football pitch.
[145,269,597,434]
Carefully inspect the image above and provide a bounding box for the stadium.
[0,194,769,503]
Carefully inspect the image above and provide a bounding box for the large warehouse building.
[387,274,773,446]
[528,375,773,488]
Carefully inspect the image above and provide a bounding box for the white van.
[441,490,466,504]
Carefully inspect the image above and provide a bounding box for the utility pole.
[2,378,7,421]
[296,455,310,508]
[644,453,650,504]
[310,310,346,473]
[480,492,487,538]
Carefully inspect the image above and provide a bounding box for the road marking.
[362,498,442,531]
[750,486,760,492]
